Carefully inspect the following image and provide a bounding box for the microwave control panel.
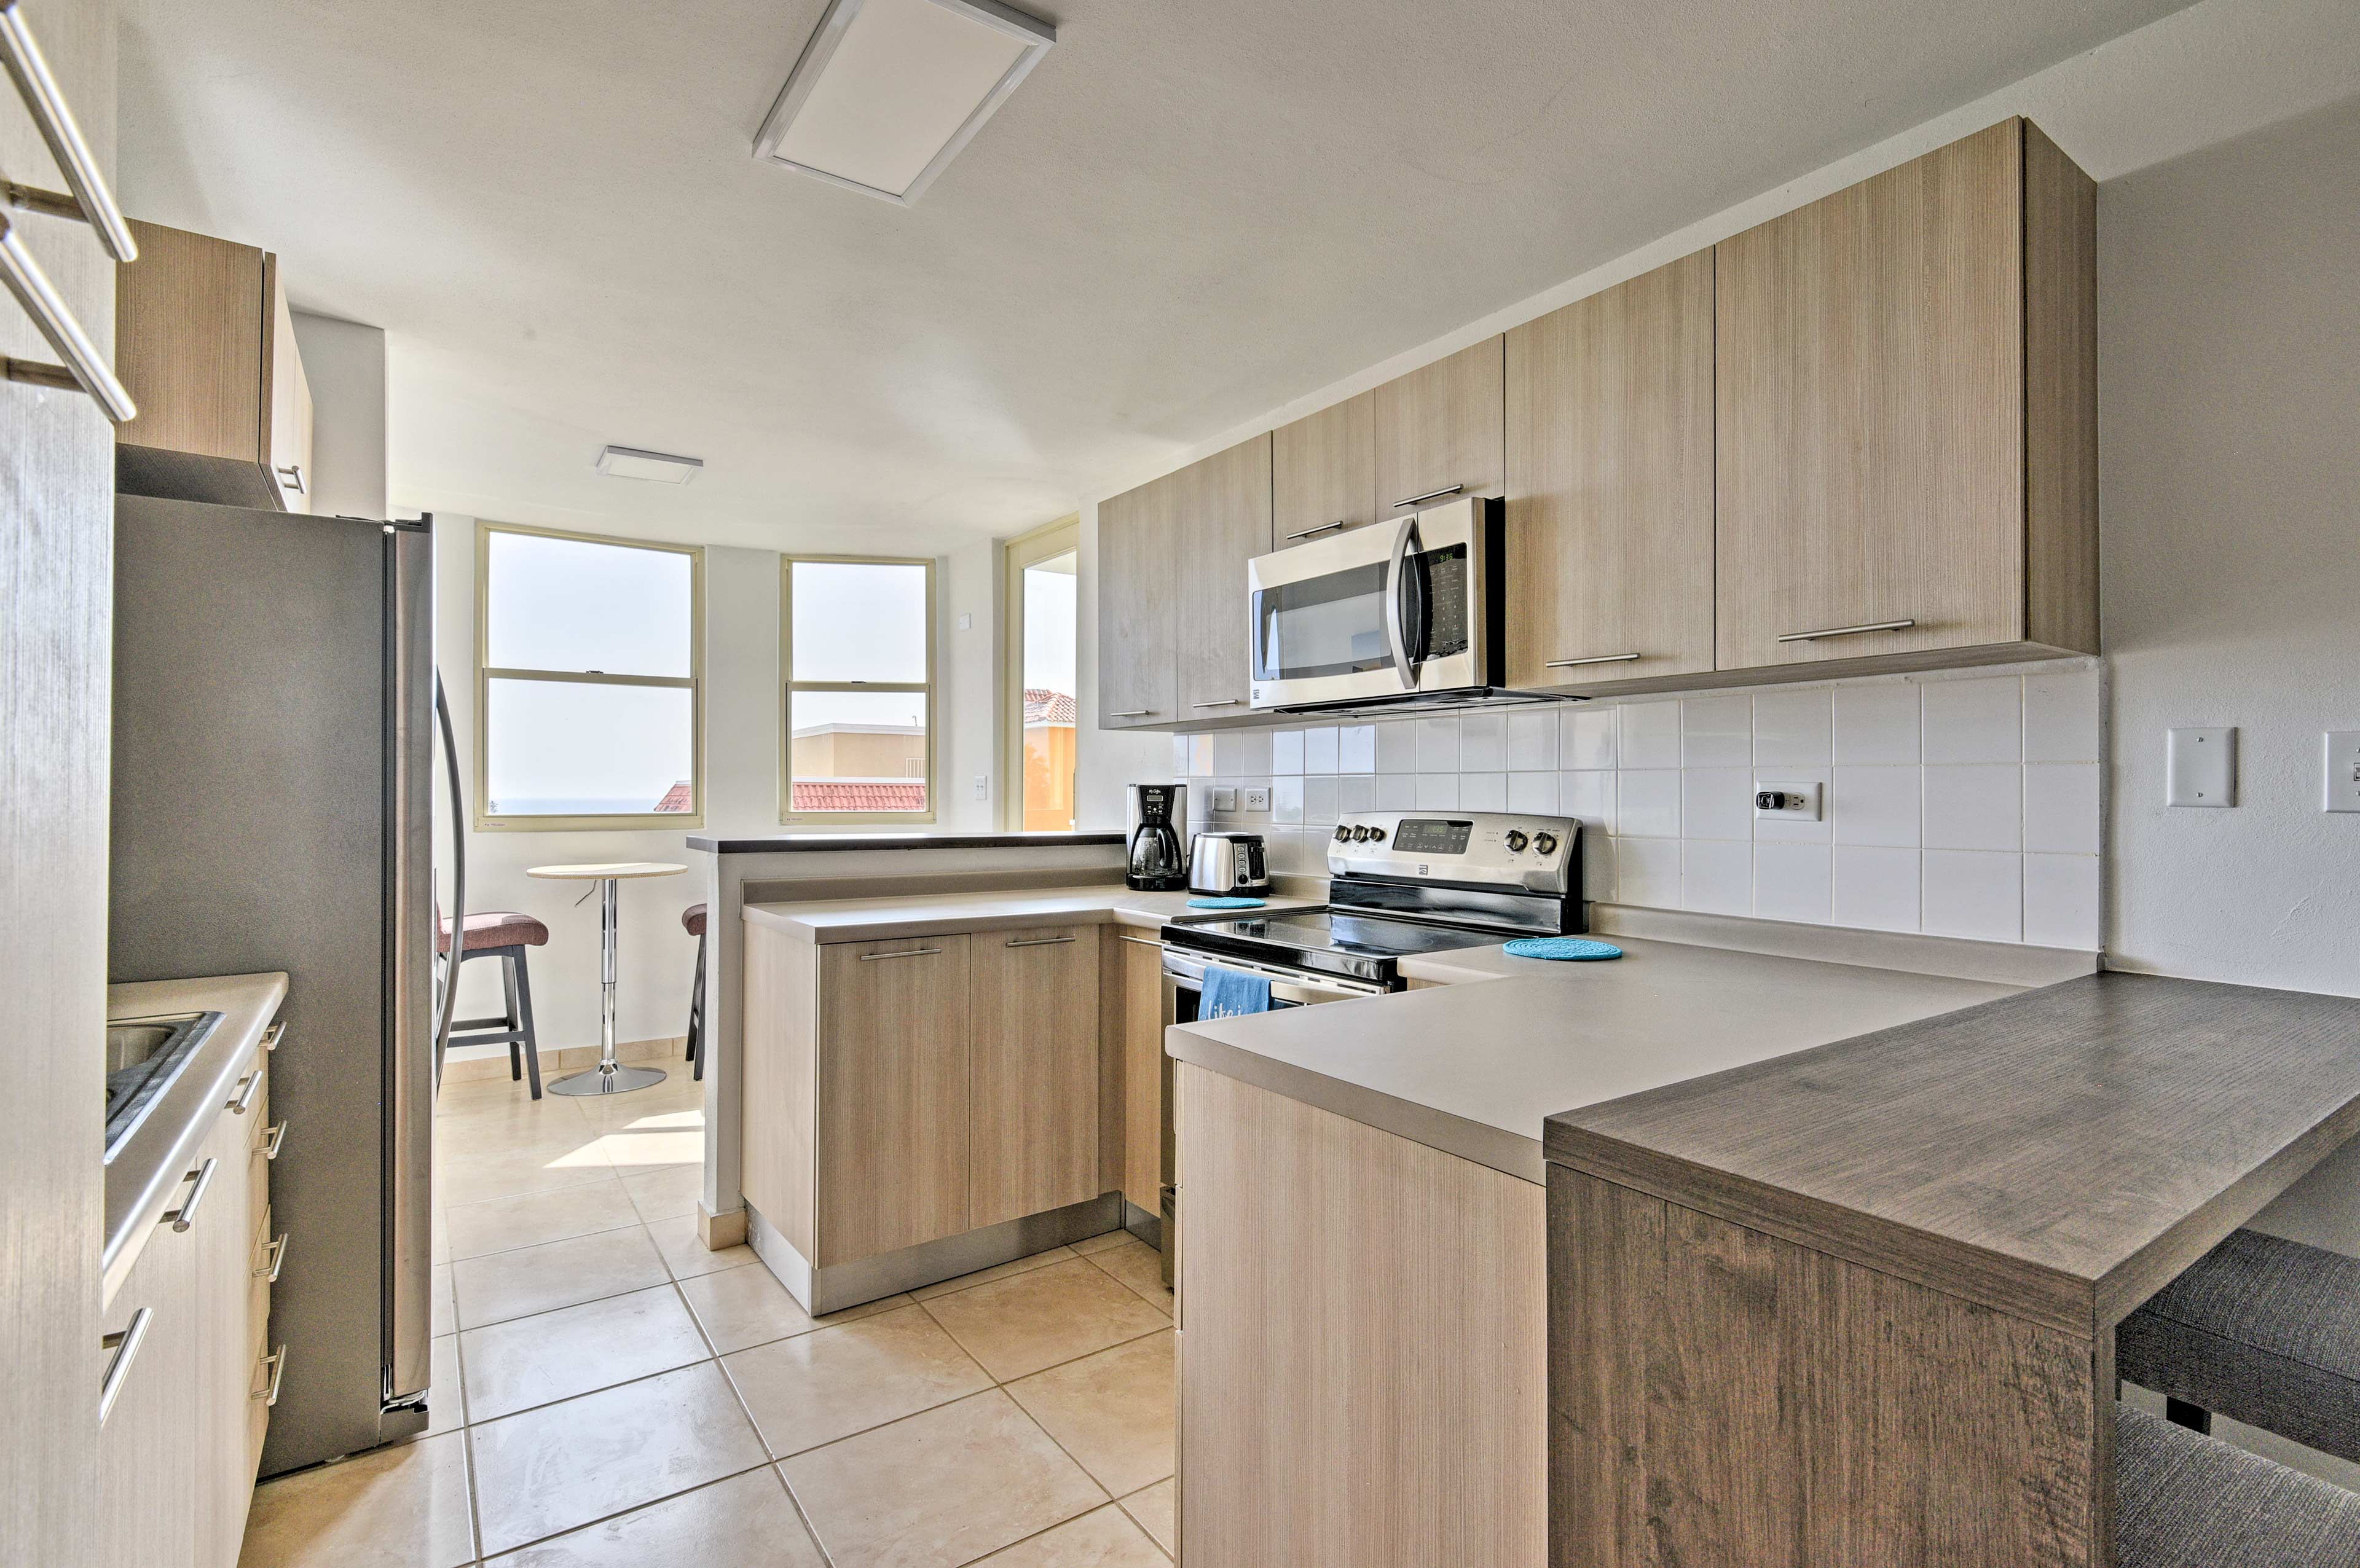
[1421,545,1469,657]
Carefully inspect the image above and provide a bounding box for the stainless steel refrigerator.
[109,494,457,1474]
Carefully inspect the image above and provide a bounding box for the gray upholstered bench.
[2117,1227,2360,1461]
[2117,1405,2360,1566]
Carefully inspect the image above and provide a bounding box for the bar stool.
[2115,1405,2360,1565]
[439,910,551,1098]
[2117,1228,2360,1462]
[683,903,706,1083]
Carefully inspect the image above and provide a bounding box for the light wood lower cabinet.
[969,926,1101,1229]
[1117,933,1167,1217]
[1176,1062,1546,1567]
[100,1043,277,1568]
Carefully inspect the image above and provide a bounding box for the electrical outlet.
[1753,780,1822,821]
[956,613,972,630]
[1243,786,1271,812]
[1213,786,1237,812]
[972,775,989,801]
[2327,732,2360,812]
[2168,727,2236,807]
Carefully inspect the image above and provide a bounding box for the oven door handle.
[1385,512,1423,689]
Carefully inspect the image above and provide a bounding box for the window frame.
[779,554,940,827]
[473,519,706,833]
[999,515,1080,832]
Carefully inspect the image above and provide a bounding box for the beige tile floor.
[241,1068,1176,1567]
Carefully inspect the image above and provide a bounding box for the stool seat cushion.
[438,911,549,954]
[683,903,707,938]
[2116,1405,2360,1566]
[2117,1227,2360,1465]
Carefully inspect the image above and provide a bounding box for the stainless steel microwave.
[1247,495,1504,714]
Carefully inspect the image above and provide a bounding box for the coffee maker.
[1124,783,1189,891]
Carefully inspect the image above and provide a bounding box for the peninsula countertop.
[688,829,1127,855]
[741,884,1320,943]
[1166,937,2023,1185]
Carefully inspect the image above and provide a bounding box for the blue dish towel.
[1200,965,1273,1018]
[1187,896,1266,910]
[1503,937,1624,962]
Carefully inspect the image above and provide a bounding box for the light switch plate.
[1213,786,1237,812]
[1753,780,1822,821]
[2167,727,2236,807]
[972,775,989,801]
[1243,786,1271,812]
[2327,732,2360,812]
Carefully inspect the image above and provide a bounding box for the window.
[782,556,937,824]
[475,522,703,830]
[1001,517,1079,832]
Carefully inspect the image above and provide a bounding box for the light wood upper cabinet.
[1095,479,1177,729]
[816,936,973,1267]
[1374,335,1504,517]
[1273,390,1378,544]
[116,218,315,514]
[969,925,1101,1230]
[1171,433,1273,719]
[1505,251,1717,690]
[1119,934,1166,1216]
[1715,117,2097,672]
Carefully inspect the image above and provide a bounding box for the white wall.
[288,312,385,520]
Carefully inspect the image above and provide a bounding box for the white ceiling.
[118,0,2195,553]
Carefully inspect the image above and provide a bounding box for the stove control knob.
[1348,825,1370,842]
[1367,825,1386,843]
[1532,831,1559,856]
[1333,825,1352,842]
[1503,829,1529,853]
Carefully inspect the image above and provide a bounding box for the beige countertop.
[1167,938,2023,1185]
[742,885,1320,942]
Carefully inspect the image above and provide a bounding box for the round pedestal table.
[524,861,686,1097]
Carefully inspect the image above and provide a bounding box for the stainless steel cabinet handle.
[254,1344,289,1405]
[1110,710,1152,718]
[229,1069,264,1115]
[1777,618,1917,644]
[0,2,138,261]
[1115,934,1164,949]
[97,1307,154,1425]
[1191,699,1243,709]
[0,213,135,421]
[1004,935,1076,948]
[1545,653,1643,668]
[256,1232,289,1283]
[1390,484,1463,511]
[1284,522,1347,541]
[257,1120,288,1159]
[858,946,942,961]
[261,1021,285,1053]
[275,463,305,494]
[164,1158,219,1233]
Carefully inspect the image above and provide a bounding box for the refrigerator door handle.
[431,669,465,1087]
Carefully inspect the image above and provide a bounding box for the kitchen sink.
[104,1010,222,1157]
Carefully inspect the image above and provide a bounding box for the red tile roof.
[792,780,929,813]
[655,781,693,813]
[1024,687,1076,727]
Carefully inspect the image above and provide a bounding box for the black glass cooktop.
[1161,907,1501,983]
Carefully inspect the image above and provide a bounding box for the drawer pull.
[261,1020,285,1053]
[1390,484,1463,511]
[0,1,138,261]
[858,946,942,962]
[254,1344,288,1405]
[1109,710,1152,719]
[1191,699,1243,709]
[1004,935,1076,948]
[1115,935,1164,949]
[1284,521,1347,541]
[275,462,305,495]
[256,1232,289,1284]
[163,1157,219,1233]
[229,1069,264,1115]
[1777,618,1917,644]
[1544,653,1642,668]
[97,1307,154,1424]
[257,1119,288,1159]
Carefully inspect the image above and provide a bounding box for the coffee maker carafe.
[1124,783,1189,892]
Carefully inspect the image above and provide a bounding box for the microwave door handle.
[1385,514,1422,688]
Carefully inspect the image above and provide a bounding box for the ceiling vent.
[753,0,1056,205]
[595,445,704,484]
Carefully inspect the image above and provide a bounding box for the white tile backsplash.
[1188,734,1214,775]
[1217,664,2100,947]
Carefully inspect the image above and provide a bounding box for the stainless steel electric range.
[1149,809,1586,1277]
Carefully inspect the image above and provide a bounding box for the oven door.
[1248,496,1491,712]
[1157,948,1391,1287]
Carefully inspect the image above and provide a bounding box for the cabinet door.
[1273,391,1377,544]
[1374,335,1504,518]
[1715,120,2024,670]
[116,218,266,466]
[1096,480,1178,728]
[197,1059,265,1567]
[969,925,1101,1229]
[1120,935,1166,1215]
[1172,434,1272,720]
[98,1210,199,1568]
[262,261,315,514]
[1505,251,1717,689]
[816,935,972,1266]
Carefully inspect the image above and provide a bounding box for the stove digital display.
[1393,818,1473,855]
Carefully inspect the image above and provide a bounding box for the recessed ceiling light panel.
[754,0,1055,205]
[595,445,704,484]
